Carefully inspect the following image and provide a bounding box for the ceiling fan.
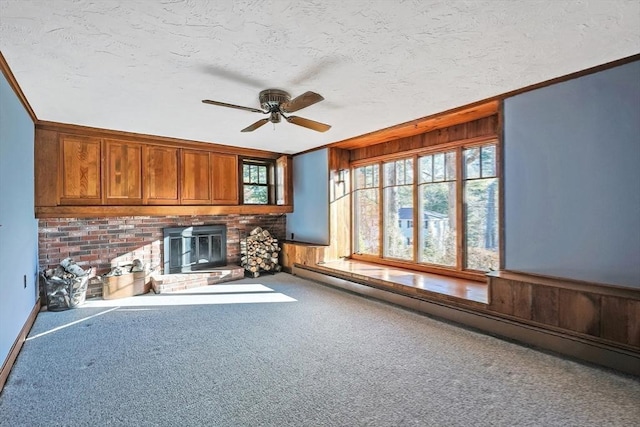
[202,89,331,133]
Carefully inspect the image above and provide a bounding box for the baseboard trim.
[0,299,41,393]
[294,266,640,376]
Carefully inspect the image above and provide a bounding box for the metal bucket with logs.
[41,258,92,311]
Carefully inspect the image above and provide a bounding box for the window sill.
[350,253,487,282]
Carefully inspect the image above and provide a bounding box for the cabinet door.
[105,140,142,204]
[211,153,238,204]
[143,145,179,205]
[181,150,211,204]
[59,135,102,205]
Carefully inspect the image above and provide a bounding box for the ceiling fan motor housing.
[259,89,290,112]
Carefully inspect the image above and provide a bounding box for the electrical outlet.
[291,233,294,240]
[23,274,27,288]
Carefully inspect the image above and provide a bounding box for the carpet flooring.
[1,273,638,426]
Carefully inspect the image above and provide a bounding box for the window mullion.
[456,146,464,271]
[412,155,419,262]
[378,161,384,257]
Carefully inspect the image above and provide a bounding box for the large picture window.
[352,140,500,275]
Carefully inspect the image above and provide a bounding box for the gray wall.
[503,60,640,287]
[0,70,38,366]
[286,148,329,245]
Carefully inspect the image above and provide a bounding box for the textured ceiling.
[1,1,638,154]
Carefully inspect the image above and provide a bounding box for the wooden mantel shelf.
[35,204,293,218]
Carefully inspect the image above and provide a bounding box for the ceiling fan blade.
[286,116,331,132]
[280,91,324,113]
[241,118,270,132]
[202,99,265,114]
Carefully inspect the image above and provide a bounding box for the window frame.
[382,158,414,261]
[350,137,501,281]
[352,163,381,256]
[240,158,276,205]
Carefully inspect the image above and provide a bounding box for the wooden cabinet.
[143,145,179,205]
[181,150,211,204]
[211,153,238,204]
[34,124,293,217]
[59,135,101,205]
[105,140,142,204]
[34,128,60,207]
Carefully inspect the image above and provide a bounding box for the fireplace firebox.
[163,225,227,274]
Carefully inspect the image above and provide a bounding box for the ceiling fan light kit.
[202,89,331,133]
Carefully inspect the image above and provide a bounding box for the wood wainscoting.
[280,242,327,273]
[487,271,640,351]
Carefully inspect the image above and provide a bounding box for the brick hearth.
[38,214,285,297]
[150,266,245,293]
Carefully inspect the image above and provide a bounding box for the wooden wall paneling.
[512,280,532,320]
[627,299,640,347]
[104,139,142,204]
[58,134,102,205]
[531,285,559,326]
[329,147,350,174]
[350,116,498,162]
[600,296,629,344]
[473,114,498,136]
[330,100,499,151]
[448,123,468,141]
[280,243,292,271]
[326,148,351,260]
[211,153,239,204]
[488,270,640,349]
[435,127,450,144]
[181,150,211,204]
[34,128,59,207]
[280,243,324,272]
[488,277,513,315]
[488,277,533,319]
[558,289,600,336]
[143,145,179,205]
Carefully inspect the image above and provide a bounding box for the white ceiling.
[1,1,638,154]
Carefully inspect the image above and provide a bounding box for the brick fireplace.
[38,214,285,297]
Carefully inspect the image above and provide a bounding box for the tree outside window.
[243,160,271,204]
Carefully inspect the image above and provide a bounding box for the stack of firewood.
[240,227,282,277]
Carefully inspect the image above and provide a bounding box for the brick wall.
[38,214,286,278]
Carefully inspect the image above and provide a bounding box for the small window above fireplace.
[242,159,275,204]
[163,225,227,274]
